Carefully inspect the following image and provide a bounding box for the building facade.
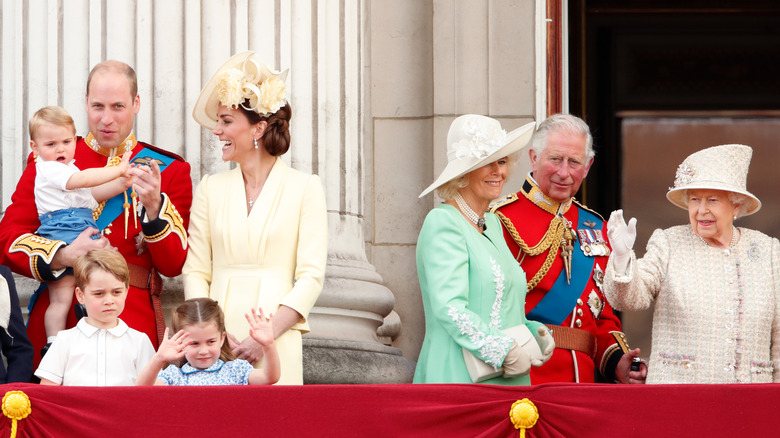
[0,0,546,382]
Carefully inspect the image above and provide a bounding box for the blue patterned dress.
[157,359,253,385]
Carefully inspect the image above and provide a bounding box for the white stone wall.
[367,0,540,360]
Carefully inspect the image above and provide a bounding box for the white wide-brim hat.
[666,143,761,216]
[192,51,289,130]
[419,115,535,198]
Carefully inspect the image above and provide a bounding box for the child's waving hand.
[246,308,274,347]
[156,327,192,363]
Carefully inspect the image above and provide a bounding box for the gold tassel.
[123,190,130,239]
[131,189,138,229]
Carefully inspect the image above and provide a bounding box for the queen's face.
[687,189,740,247]
[460,158,508,205]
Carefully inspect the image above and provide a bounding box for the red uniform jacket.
[492,176,629,383]
[0,135,191,366]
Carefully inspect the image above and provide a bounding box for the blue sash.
[526,208,601,325]
[95,147,175,230]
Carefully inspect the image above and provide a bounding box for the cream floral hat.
[419,115,535,198]
[666,144,761,216]
[192,51,289,129]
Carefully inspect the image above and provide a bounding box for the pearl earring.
[254,138,259,149]
[733,215,737,221]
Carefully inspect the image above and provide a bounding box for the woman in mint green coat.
[414,115,554,384]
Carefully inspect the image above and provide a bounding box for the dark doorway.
[569,1,780,354]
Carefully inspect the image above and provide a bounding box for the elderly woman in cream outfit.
[604,144,780,384]
[185,52,327,385]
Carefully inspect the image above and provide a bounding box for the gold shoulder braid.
[495,211,576,291]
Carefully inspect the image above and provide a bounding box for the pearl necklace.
[726,226,740,255]
[454,193,486,229]
[697,225,739,252]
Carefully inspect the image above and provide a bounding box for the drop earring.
[254,138,259,149]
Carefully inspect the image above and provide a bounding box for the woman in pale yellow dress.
[185,52,327,384]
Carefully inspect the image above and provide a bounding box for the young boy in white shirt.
[35,248,154,386]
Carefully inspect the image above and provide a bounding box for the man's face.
[85,71,140,149]
[529,131,593,203]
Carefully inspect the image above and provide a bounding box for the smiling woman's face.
[461,157,508,204]
[687,189,740,247]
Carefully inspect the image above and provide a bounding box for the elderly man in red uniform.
[492,114,646,384]
[0,60,191,365]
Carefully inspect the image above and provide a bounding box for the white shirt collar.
[76,317,130,337]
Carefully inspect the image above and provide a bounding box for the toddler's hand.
[118,150,134,173]
[118,150,137,187]
[246,308,274,347]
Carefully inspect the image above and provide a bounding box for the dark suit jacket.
[0,265,33,383]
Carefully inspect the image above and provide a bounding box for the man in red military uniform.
[0,60,191,366]
[492,114,646,384]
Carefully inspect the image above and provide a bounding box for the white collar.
[76,318,129,337]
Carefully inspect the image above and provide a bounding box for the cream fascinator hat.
[666,144,761,216]
[192,51,289,129]
[419,115,535,198]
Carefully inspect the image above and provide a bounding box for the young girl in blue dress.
[136,298,280,385]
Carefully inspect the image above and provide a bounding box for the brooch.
[748,243,760,262]
[592,264,604,291]
[588,290,603,319]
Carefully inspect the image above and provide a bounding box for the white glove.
[607,209,637,275]
[502,341,532,378]
[531,325,555,366]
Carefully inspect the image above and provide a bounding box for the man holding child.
[0,60,192,365]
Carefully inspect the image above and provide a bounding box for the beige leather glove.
[502,340,532,378]
[531,325,555,366]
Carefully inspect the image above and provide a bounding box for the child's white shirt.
[34,159,98,216]
[34,318,155,386]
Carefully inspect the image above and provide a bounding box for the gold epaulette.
[143,193,187,249]
[489,192,519,213]
[572,199,605,221]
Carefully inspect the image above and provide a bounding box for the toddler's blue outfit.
[38,208,100,244]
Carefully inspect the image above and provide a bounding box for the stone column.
[299,0,415,384]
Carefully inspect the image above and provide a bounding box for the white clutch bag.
[462,324,542,383]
